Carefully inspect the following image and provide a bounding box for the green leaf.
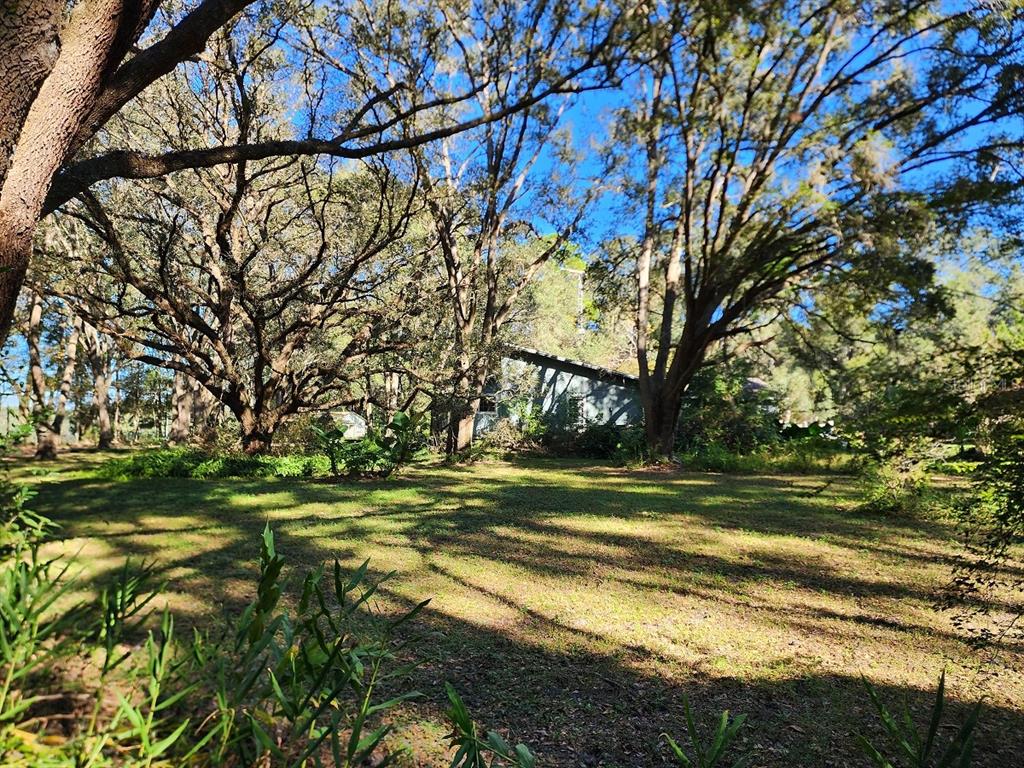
[922,670,946,761]
[856,735,896,768]
[150,717,191,758]
[514,743,535,768]
[664,733,692,766]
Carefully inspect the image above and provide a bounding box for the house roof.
[506,346,639,387]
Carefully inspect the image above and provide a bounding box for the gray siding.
[474,352,642,437]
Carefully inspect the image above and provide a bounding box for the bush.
[475,418,535,454]
[675,437,861,475]
[97,447,329,480]
[574,422,627,458]
[675,366,781,455]
[515,417,648,463]
[929,459,980,477]
[677,442,745,473]
[860,453,931,515]
[313,410,425,478]
[271,412,325,453]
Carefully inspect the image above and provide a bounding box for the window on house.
[479,378,499,413]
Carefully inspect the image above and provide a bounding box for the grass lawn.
[9,451,1024,767]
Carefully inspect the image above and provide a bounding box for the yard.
[12,452,1024,767]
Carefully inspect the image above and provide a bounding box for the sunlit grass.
[9,450,1023,767]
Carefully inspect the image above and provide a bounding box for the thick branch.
[69,0,256,156]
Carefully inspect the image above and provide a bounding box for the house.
[474,346,643,437]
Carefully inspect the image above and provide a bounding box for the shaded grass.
[9,450,1024,767]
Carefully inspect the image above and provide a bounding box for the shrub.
[860,453,930,515]
[477,418,532,454]
[611,424,649,464]
[677,442,745,473]
[675,366,780,455]
[574,422,628,458]
[945,407,1024,647]
[314,410,425,478]
[674,437,861,475]
[272,412,326,454]
[514,418,649,463]
[929,459,980,477]
[96,448,329,481]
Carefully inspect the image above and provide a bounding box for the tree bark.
[237,405,278,454]
[640,384,684,458]
[83,323,113,448]
[445,361,486,454]
[0,0,62,190]
[28,298,80,459]
[94,364,113,448]
[112,368,121,442]
[167,368,193,444]
[0,0,258,342]
[0,0,139,343]
[447,403,479,454]
[191,380,217,428]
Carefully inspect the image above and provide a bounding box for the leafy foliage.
[859,453,933,516]
[313,410,425,478]
[857,671,981,768]
[445,684,535,768]
[675,367,781,455]
[97,448,329,480]
[0,463,430,766]
[662,699,749,768]
[946,347,1024,646]
[181,525,430,767]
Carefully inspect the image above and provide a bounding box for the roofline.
[506,346,639,386]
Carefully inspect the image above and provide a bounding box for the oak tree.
[603,0,1024,454]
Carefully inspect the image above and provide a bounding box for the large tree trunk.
[26,292,50,455]
[0,227,33,345]
[637,339,709,457]
[0,0,262,341]
[238,406,278,455]
[167,368,193,444]
[28,299,80,459]
[94,363,113,448]
[192,379,217,428]
[46,313,80,457]
[639,385,684,458]
[445,362,485,454]
[446,401,479,454]
[0,0,134,341]
[83,323,114,447]
[240,426,273,455]
[112,369,122,442]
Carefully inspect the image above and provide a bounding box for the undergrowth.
[95,448,330,480]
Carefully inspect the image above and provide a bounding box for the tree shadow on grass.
[18,455,1024,767]
[398,606,1024,768]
